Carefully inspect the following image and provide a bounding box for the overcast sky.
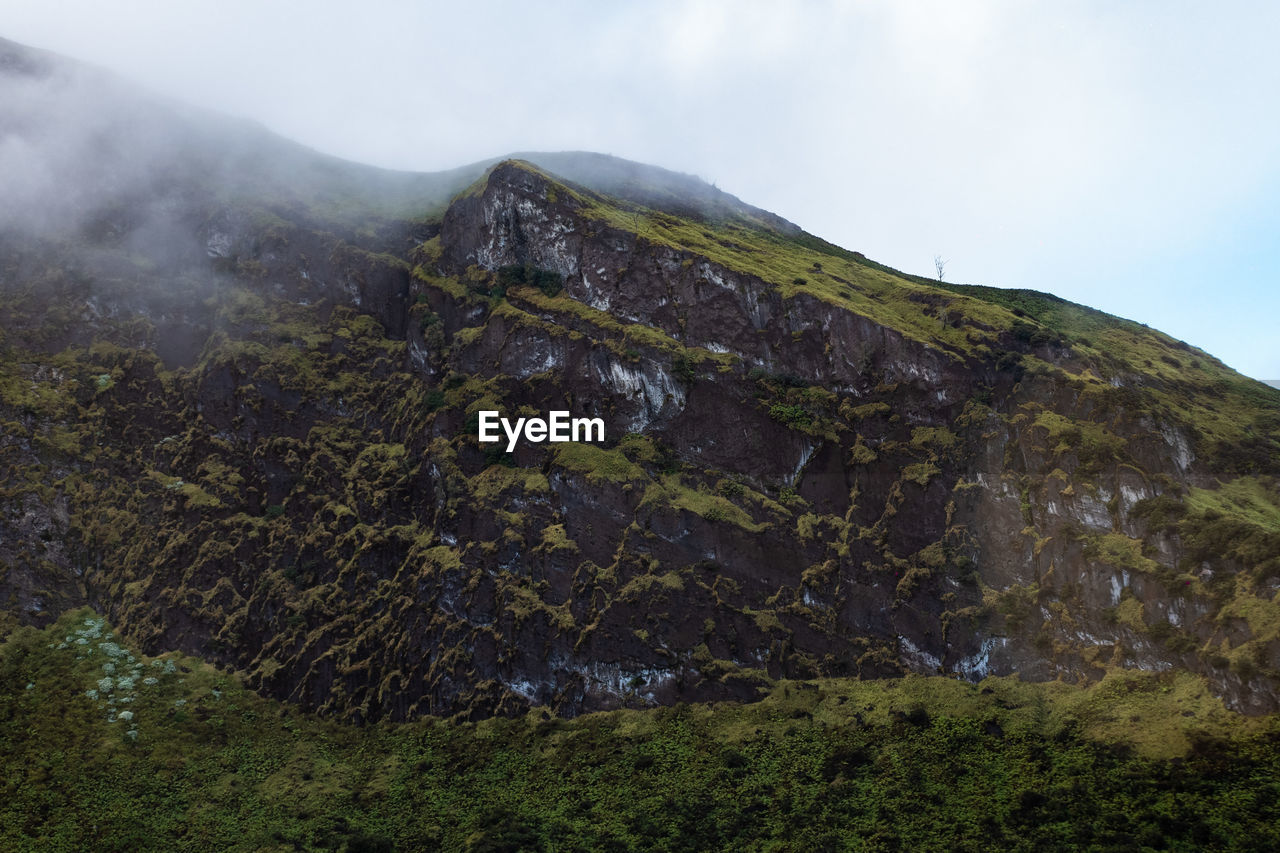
[6,1,1279,378]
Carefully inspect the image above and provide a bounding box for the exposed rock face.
[3,111,1280,722]
[433,162,1279,704]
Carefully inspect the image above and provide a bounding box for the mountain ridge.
[1,33,1278,725]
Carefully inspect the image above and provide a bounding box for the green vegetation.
[768,402,811,428]
[1027,407,1127,475]
[640,474,767,532]
[935,282,1280,456]
[1081,532,1162,575]
[552,442,644,483]
[496,263,564,297]
[507,283,735,367]
[1157,477,1280,585]
[3,612,1279,852]
[1187,476,1280,534]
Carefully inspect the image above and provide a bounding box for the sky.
[5,0,1279,378]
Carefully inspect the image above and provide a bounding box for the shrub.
[769,403,812,428]
[497,264,563,297]
[995,351,1024,374]
[1029,328,1057,347]
[770,373,809,388]
[672,355,696,385]
[483,447,517,469]
[1130,494,1186,531]
[717,480,744,499]
[1011,320,1037,343]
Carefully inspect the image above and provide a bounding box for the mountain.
[3,36,1280,849]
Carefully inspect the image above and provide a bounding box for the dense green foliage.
[497,264,565,298]
[3,612,1279,852]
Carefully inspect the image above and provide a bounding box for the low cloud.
[2,1,1278,375]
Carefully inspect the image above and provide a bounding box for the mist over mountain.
[2,34,1279,850]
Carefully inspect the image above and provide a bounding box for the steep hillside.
[2,35,1279,734]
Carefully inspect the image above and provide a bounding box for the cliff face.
[425,163,1280,714]
[2,42,1279,721]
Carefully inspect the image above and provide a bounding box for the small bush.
[995,351,1024,374]
[483,447,517,469]
[770,373,810,388]
[1011,320,1037,343]
[672,355,696,384]
[497,264,563,297]
[717,480,744,499]
[1130,494,1186,531]
[1029,328,1057,347]
[769,403,812,428]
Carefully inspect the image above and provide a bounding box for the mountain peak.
[504,151,803,234]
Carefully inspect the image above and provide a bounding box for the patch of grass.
[511,284,735,366]
[552,442,645,483]
[640,474,766,532]
[1031,408,1127,470]
[1187,477,1280,534]
[1082,533,1162,574]
[903,462,941,487]
[470,464,550,502]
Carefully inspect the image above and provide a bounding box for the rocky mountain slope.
[2,36,1279,727]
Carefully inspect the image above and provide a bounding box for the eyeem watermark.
[478,410,605,452]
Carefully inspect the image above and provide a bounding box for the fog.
[2,1,1279,377]
[0,43,172,235]
[0,39,278,245]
